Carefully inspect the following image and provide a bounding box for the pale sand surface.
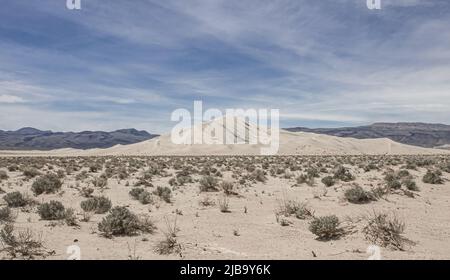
[1,155,450,260]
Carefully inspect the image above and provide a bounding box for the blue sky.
[0,0,449,133]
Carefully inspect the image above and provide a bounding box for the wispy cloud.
[0,0,449,132]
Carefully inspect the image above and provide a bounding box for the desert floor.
[0,155,449,260]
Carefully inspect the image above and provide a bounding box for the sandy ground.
[1,155,449,260]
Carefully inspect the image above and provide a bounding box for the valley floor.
[0,155,449,260]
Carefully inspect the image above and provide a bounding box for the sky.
[0,0,449,133]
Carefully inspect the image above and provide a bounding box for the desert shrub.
[138,191,153,205]
[251,169,267,182]
[3,192,28,207]
[89,164,101,173]
[7,165,19,172]
[0,170,8,180]
[422,170,443,184]
[37,200,66,220]
[92,175,108,188]
[64,208,79,227]
[75,171,89,181]
[321,176,335,187]
[296,174,315,187]
[0,224,46,259]
[31,174,62,195]
[220,181,235,195]
[344,185,374,204]
[363,212,409,250]
[363,163,378,172]
[129,187,145,199]
[387,179,402,190]
[80,196,112,214]
[277,199,314,219]
[309,215,342,240]
[80,187,94,198]
[306,167,320,178]
[0,207,15,223]
[199,176,219,192]
[98,206,155,237]
[155,217,180,255]
[333,166,354,182]
[403,178,419,191]
[22,167,41,178]
[153,186,171,203]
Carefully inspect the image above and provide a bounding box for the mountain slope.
[285,122,450,148]
[0,127,158,150]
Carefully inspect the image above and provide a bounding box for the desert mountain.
[285,122,450,148]
[0,127,158,150]
[1,117,446,156]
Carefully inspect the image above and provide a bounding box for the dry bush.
[321,176,335,187]
[199,175,219,192]
[309,215,344,240]
[422,170,443,184]
[3,192,28,207]
[276,197,314,220]
[0,224,48,259]
[363,212,411,251]
[344,185,376,204]
[31,174,62,195]
[153,186,172,203]
[0,207,16,223]
[37,201,66,220]
[80,196,112,214]
[98,206,155,237]
[155,216,180,255]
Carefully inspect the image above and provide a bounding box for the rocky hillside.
[285,122,450,148]
[0,127,158,150]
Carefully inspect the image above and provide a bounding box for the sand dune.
[0,117,446,156]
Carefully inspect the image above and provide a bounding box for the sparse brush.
[155,216,180,255]
[37,201,66,220]
[333,166,354,182]
[0,224,46,259]
[309,215,343,241]
[0,207,16,223]
[80,187,94,198]
[153,186,172,203]
[321,176,335,187]
[31,174,62,195]
[422,170,443,184]
[276,197,314,219]
[363,212,411,251]
[0,170,8,181]
[80,196,112,214]
[98,206,155,237]
[22,167,41,179]
[92,175,108,188]
[3,192,28,208]
[220,181,236,195]
[403,178,419,191]
[344,185,375,204]
[199,175,219,192]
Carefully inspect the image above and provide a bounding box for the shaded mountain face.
[0,127,158,150]
[285,123,450,148]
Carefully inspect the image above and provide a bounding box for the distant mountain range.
[2,122,450,151]
[0,127,158,150]
[285,122,450,149]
